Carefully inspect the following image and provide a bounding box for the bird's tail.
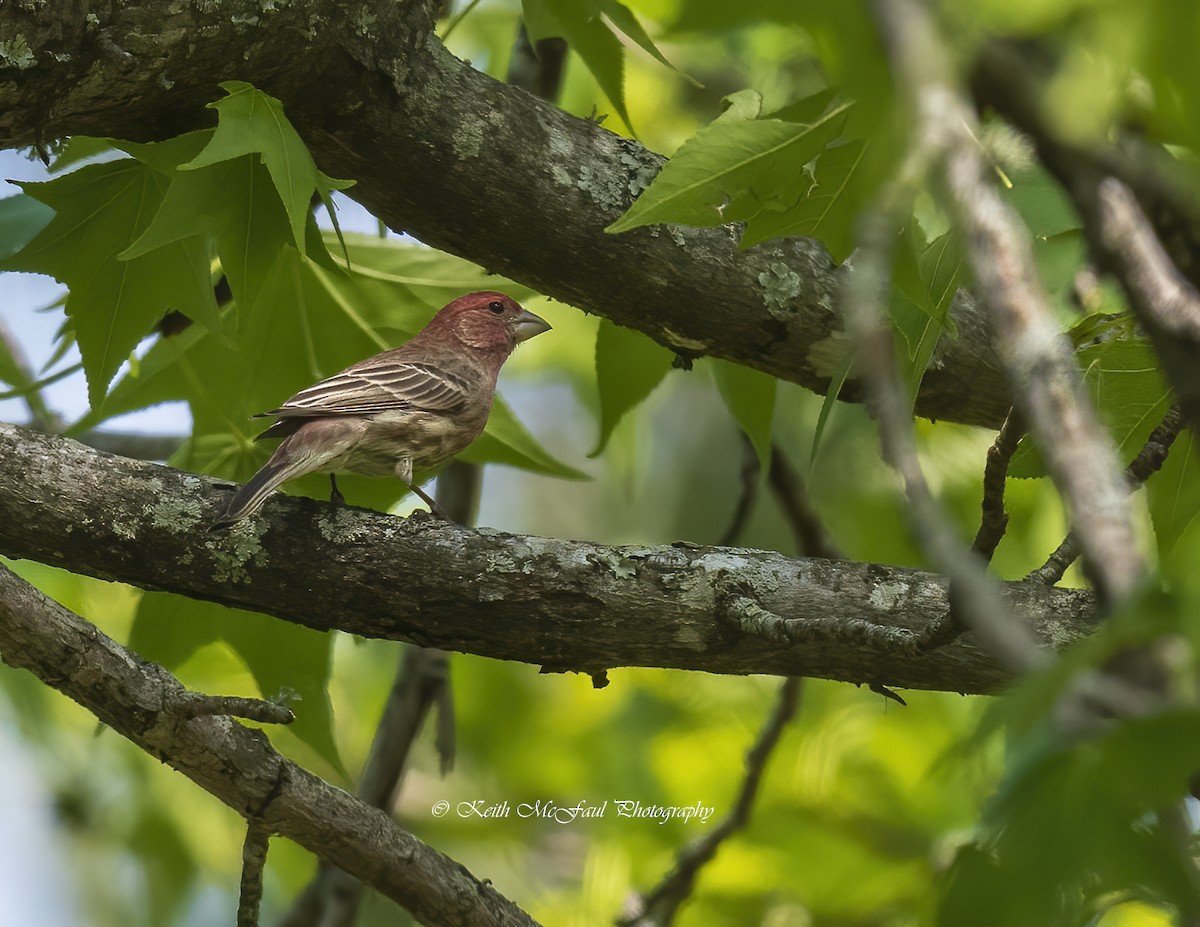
[209,448,311,530]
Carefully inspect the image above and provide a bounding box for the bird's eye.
[487,301,505,314]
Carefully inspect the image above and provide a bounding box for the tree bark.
[0,0,1010,429]
[0,561,537,927]
[0,424,1097,695]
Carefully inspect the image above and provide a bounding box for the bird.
[210,291,551,528]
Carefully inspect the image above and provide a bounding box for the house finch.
[211,291,550,528]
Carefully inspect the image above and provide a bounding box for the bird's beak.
[512,309,552,343]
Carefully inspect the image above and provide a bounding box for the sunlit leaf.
[129,591,343,773]
[183,81,353,256]
[607,100,851,232]
[0,157,221,405]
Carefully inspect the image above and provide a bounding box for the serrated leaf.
[183,81,353,256]
[740,138,869,259]
[524,0,631,129]
[0,192,53,260]
[0,160,221,406]
[1147,434,1200,555]
[590,318,674,456]
[460,394,588,479]
[607,102,850,232]
[129,591,343,773]
[711,359,776,468]
[1009,339,1172,478]
[1000,166,1080,238]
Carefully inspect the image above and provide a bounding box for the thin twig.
[767,445,842,559]
[1027,405,1184,585]
[173,692,295,725]
[972,408,1026,562]
[238,822,270,927]
[718,434,760,546]
[619,677,803,927]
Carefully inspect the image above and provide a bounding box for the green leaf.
[0,159,221,406]
[606,101,851,232]
[1000,165,1080,238]
[891,226,966,408]
[740,138,870,260]
[460,394,589,479]
[124,153,294,311]
[590,318,674,456]
[0,192,53,260]
[129,591,343,773]
[183,81,353,256]
[1147,436,1200,556]
[946,709,1200,926]
[524,0,631,128]
[810,352,853,468]
[1010,339,1172,478]
[596,0,697,86]
[711,359,777,468]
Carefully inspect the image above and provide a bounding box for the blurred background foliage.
[1,0,1198,924]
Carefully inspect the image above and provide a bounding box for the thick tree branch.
[0,424,1100,695]
[0,0,1012,428]
[0,562,538,927]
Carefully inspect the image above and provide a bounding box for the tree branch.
[0,0,1013,428]
[0,424,1100,695]
[874,0,1145,610]
[0,562,539,927]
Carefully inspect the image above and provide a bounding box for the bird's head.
[425,291,551,356]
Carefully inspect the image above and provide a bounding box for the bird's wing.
[262,361,475,419]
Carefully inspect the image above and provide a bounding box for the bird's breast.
[340,408,487,475]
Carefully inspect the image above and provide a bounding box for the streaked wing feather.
[264,362,474,419]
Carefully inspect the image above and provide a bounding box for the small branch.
[75,429,185,461]
[238,822,270,927]
[767,445,841,559]
[718,434,761,547]
[620,677,803,926]
[1027,405,1184,586]
[972,409,1026,562]
[173,692,295,725]
[723,592,926,656]
[0,563,539,927]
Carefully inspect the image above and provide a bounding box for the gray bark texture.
[0,425,1098,695]
[0,0,1010,429]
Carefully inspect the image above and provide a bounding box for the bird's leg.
[329,473,345,507]
[410,482,451,521]
[395,457,449,520]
